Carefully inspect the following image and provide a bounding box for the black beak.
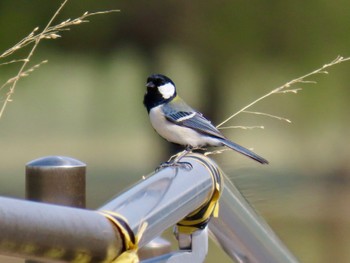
[146,82,155,88]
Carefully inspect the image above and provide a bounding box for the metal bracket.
[141,227,208,263]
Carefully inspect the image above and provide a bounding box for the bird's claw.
[156,161,193,171]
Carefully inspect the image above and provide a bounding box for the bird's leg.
[172,146,192,163]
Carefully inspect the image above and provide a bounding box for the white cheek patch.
[158,83,175,99]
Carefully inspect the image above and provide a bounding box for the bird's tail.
[219,138,269,164]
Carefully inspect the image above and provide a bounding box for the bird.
[143,73,268,166]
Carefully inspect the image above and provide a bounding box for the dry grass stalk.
[217,56,350,129]
[0,0,118,119]
[204,56,350,158]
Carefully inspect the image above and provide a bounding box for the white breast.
[149,106,222,148]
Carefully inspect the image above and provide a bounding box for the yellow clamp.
[176,164,223,234]
[98,210,147,263]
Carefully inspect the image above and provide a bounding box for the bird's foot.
[156,160,193,171]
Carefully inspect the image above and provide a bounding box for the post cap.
[26,156,86,168]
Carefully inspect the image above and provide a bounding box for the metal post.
[26,156,86,208]
[25,156,86,263]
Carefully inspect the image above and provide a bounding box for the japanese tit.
[143,74,268,164]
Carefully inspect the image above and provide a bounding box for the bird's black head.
[143,74,177,112]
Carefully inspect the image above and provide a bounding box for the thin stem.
[216,56,350,128]
[0,1,119,119]
[0,0,69,119]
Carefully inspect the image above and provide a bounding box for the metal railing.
[0,154,299,263]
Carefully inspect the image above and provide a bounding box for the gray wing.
[162,99,269,164]
[162,100,225,139]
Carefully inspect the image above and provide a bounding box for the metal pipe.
[209,174,299,263]
[99,153,220,247]
[26,156,86,208]
[0,197,123,262]
[0,154,218,262]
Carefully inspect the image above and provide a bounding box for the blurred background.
[1,0,350,262]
